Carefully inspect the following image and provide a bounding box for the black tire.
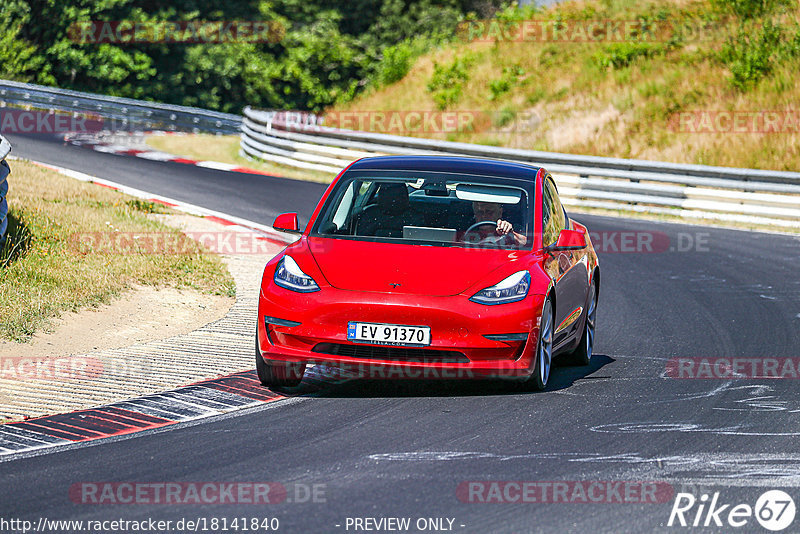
[566,279,597,366]
[527,298,553,391]
[255,331,305,387]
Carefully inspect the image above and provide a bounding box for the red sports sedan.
[257,155,599,390]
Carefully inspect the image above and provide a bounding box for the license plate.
[347,322,431,346]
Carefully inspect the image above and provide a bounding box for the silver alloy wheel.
[538,300,553,386]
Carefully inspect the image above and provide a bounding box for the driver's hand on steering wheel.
[495,220,528,246]
[496,219,513,236]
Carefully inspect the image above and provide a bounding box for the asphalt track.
[2,133,800,533]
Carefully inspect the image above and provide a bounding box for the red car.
[257,156,599,390]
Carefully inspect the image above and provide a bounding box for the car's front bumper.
[257,281,546,379]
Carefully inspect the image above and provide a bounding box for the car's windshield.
[311,171,532,250]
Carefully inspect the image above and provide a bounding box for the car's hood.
[307,237,523,296]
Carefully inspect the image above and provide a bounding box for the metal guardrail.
[0,79,242,134]
[241,107,800,228]
[0,134,10,244]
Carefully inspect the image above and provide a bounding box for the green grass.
[0,160,235,342]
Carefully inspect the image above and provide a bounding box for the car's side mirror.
[273,213,301,234]
[547,229,586,252]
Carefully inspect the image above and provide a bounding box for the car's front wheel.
[255,332,305,387]
[528,298,553,391]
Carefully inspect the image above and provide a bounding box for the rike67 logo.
[668,490,796,531]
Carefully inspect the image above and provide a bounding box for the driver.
[470,201,527,246]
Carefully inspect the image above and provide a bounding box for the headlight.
[274,256,320,292]
[470,270,530,305]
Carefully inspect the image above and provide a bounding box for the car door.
[542,175,588,349]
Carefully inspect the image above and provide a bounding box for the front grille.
[311,343,469,363]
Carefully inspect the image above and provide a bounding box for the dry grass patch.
[0,160,235,342]
[327,0,800,171]
[145,134,335,183]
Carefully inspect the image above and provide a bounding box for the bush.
[373,37,438,87]
[593,43,664,70]
[427,54,474,110]
[488,64,525,101]
[777,25,800,61]
[376,42,415,85]
[0,4,43,82]
[711,0,793,19]
[720,21,785,89]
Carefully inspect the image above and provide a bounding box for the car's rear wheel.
[255,331,305,387]
[567,279,596,366]
[528,298,553,391]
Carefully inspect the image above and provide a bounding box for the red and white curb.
[0,371,284,456]
[0,367,339,458]
[64,132,277,177]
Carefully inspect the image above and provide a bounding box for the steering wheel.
[462,221,508,245]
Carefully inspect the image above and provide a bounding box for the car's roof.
[347,155,541,181]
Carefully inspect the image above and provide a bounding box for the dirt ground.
[0,209,243,361]
[0,284,233,359]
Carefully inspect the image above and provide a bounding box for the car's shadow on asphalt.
[277,354,615,398]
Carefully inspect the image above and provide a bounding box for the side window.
[546,177,565,231]
[542,184,552,230]
[542,177,561,246]
[331,181,356,229]
[322,180,374,234]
